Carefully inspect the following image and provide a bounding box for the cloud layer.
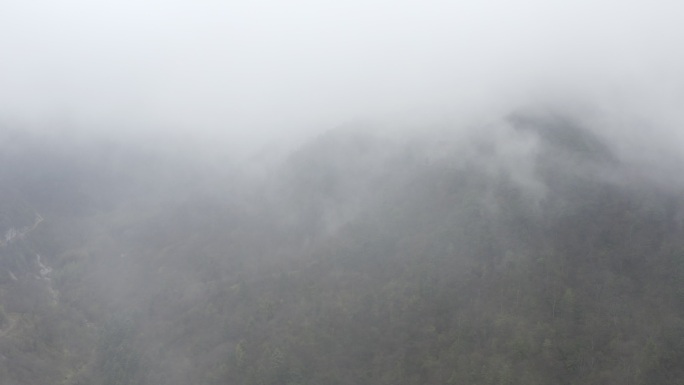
[2,0,683,155]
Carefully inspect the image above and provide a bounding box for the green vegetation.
[2,116,684,384]
[0,304,7,327]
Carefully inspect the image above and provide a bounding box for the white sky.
[1,0,683,155]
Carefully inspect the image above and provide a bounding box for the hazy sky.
[1,0,683,155]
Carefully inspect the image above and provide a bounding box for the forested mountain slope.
[1,113,684,385]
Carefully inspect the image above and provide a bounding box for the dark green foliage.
[94,318,145,385]
[2,118,684,384]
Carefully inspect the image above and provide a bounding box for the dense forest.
[2,112,684,385]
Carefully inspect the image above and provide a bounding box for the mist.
[3,1,684,385]
[2,0,684,158]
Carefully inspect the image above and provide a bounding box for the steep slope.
[2,113,684,385]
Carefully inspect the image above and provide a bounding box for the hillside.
[1,113,684,385]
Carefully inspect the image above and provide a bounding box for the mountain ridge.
[1,112,684,384]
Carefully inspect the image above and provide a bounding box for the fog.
[2,0,683,157]
[4,2,684,384]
